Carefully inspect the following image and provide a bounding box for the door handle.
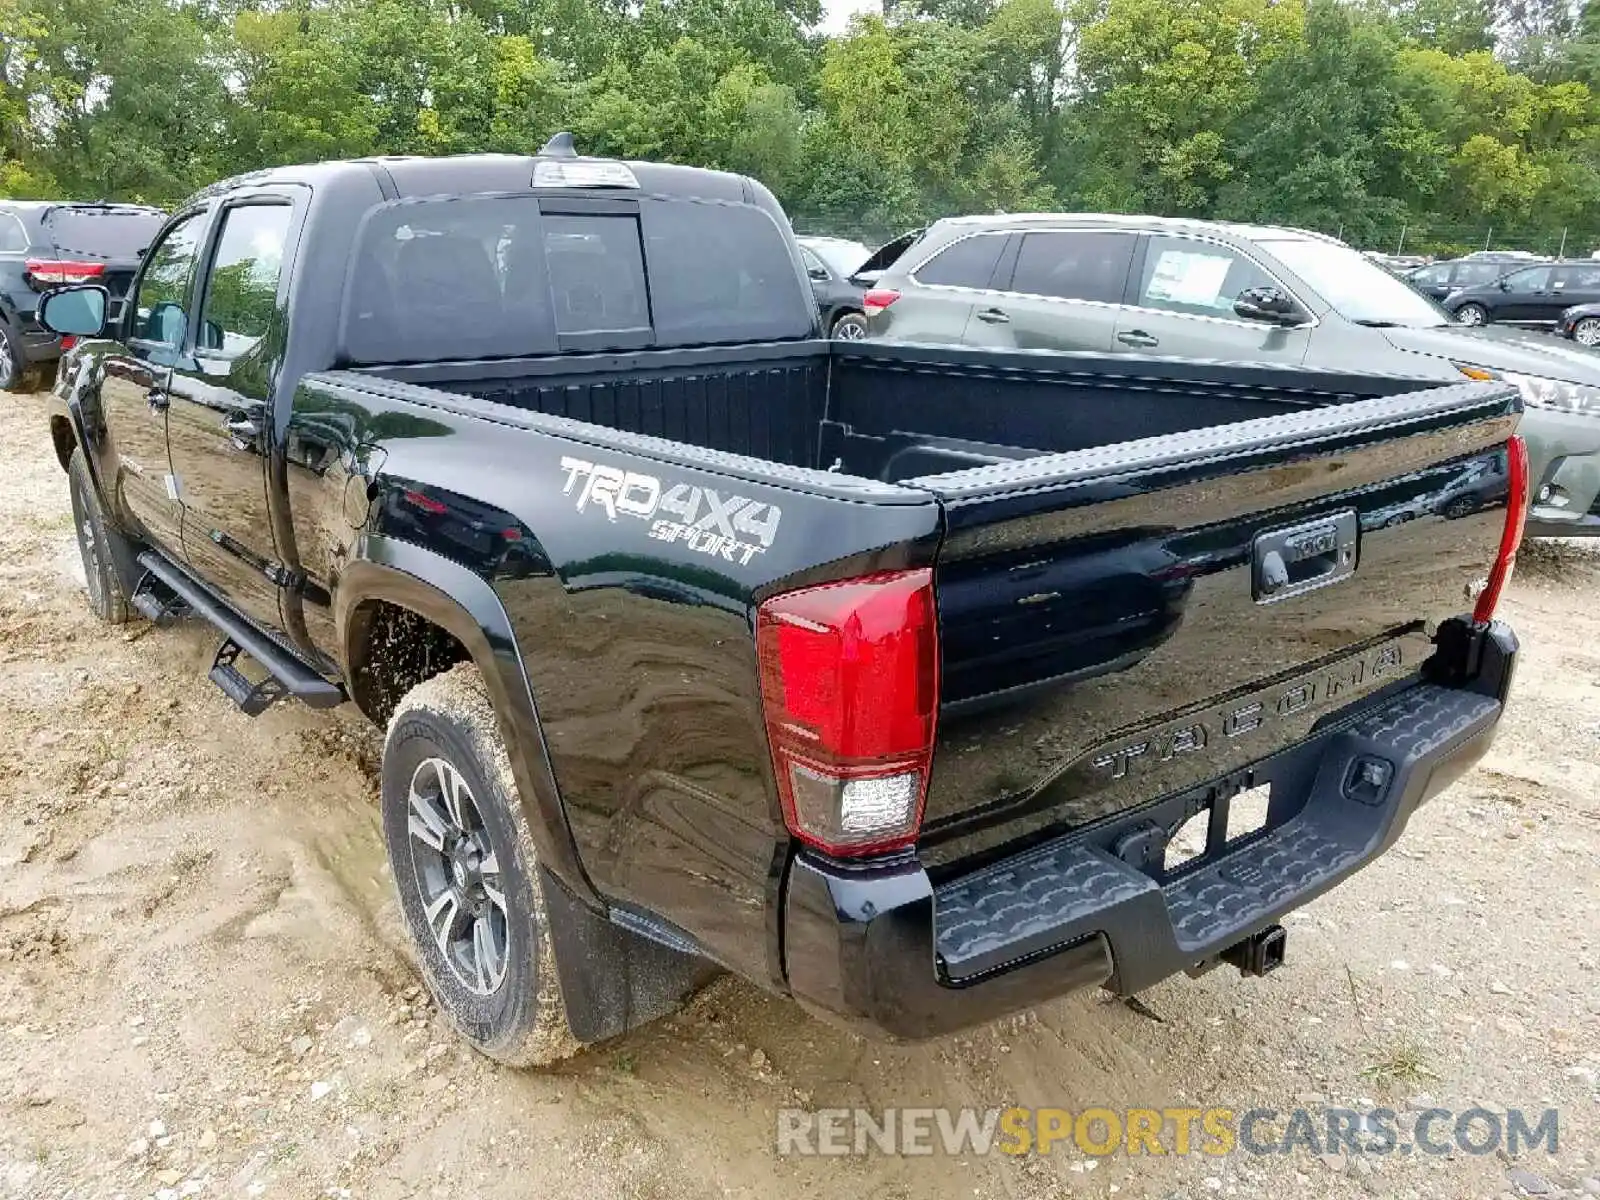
[146,387,169,412]
[1118,330,1160,348]
[976,308,1010,324]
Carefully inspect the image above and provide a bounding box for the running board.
[134,551,345,714]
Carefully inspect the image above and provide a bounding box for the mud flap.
[540,867,720,1045]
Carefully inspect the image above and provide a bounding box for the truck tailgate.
[910,380,1521,870]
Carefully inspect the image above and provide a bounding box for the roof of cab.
[190,151,754,205]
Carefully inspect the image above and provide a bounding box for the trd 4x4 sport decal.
[559,456,781,566]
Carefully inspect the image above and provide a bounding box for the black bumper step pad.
[933,684,1501,992]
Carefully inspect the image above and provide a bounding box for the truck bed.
[339,340,1516,886]
[353,340,1448,484]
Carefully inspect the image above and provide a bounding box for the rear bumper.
[1521,407,1600,537]
[782,623,1515,1040]
[3,308,63,364]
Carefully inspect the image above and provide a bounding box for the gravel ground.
[0,387,1596,1200]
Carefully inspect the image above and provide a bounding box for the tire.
[1574,317,1600,347]
[0,322,25,392]
[831,311,869,340]
[1455,303,1489,327]
[67,448,131,625]
[382,663,578,1067]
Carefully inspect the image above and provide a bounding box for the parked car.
[1440,259,1600,327]
[796,236,872,338]
[1363,250,1428,274]
[38,144,1521,1062]
[0,200,165,391]
[862,213,1600,535]
[1555,303,1600,346]
[1405,254,1528,303]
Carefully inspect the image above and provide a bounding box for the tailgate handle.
[1252,510,1358,603]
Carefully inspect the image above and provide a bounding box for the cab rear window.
[340,194,812,365]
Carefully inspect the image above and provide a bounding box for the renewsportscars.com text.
[775,1105,1559,1158]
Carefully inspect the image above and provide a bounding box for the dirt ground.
[1,387,1596,1200]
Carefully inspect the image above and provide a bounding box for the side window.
[543,214,648,337]
[1010,231,1136,303]
[0,213,28,253]
[131,214,206,354]
[1410,265,1449,286]
[913,235,1006,288]
[197,205,292,359]
[1453,262,1504,287]
[1557,264,1600,289]
[1502,267,1551,293]
[800,246,828,277]
[1136,236,1275,318]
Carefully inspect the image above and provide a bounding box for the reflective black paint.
[44,154,1526,1035]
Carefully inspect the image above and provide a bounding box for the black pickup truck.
[39,143,1527,1065]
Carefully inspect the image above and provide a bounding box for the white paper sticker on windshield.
[1146,250,1233,307]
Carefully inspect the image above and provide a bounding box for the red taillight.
[861,289,901,317]
[757,569,939,857]
[402,489,448,515]
[58,336,77,351]
[1473,434,1529,625]
[24,259,106,288]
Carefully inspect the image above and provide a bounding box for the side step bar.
[135,551,345,713]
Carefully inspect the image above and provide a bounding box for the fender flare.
[334,535,601,907]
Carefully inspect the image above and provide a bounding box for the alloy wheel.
[1576,318,1600,347]
[405,756,510,996]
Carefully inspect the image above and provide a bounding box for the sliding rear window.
[640,198,814,343]
[341,193,812,365]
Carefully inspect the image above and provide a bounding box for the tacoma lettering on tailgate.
[1090,640,1407,780]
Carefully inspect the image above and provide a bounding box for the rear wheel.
[68,448,131,625]
[1455,303,1489,327]
[1574,317,1600,347]
[382,663,578,1067]
[831,312,869,340]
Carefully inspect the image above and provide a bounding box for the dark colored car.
[796,236,872,339]
[39,143,1523,1065]
[1405,254,1531,303]
[1555,302,1600,346]
[0,200,165,391]
[1440,259,1600,327]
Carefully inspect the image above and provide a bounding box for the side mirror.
[807,265,829,282]
[1499,279,1512,291]
[1232,285,1307,327]
[37,285,109,338]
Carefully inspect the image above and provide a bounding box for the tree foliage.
[7,0,1600,254]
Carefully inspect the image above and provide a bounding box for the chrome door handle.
[1117,330,1159,348]
[976,308,1010,324]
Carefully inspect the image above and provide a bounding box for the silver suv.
[864,214,1600,537]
